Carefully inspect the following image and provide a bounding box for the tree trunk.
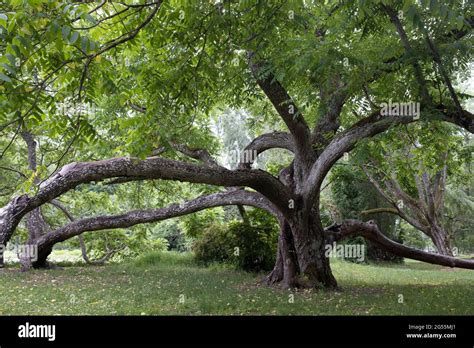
[289,212,337,289]
[19,132,50,270]
[31,245,53,269]
[279,205,337,289]
[20,208,50,270]
[0,197,28,268]
[429,226,453,256]
[266,237,284,285]
[266,220,299,288]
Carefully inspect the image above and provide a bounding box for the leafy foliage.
[193,209,278,272]
[229,209,279,272]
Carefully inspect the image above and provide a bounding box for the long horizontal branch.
[360,208,398,215]
[0,155,292,253]
[35,189,280,261]
[330,219,474,269]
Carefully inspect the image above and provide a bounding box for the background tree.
[359,121,470,256]
[330,164,402,262]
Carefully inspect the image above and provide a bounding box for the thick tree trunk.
[429,226,453,256]
[289,212,337,289]
[268,163,337,289]
[270,202,337,289]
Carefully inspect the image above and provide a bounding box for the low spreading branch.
[34,190,280,264]
[328,219,474,269]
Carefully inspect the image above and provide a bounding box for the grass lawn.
[0,251,473,315]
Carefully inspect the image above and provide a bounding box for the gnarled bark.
[266,220,299,289]
[0,155,292,267]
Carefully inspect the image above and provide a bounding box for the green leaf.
[0,13,7,26]
[5,53,16,66]
[62,25,71,41]
[439,5,448,19]
[0,73,12,83]
[1,63,15,75]
[69,31,79,44]
[456,16,465,30]
[62,4,72,14]
[429,0,437,12]
[11,44,21,57]
[89,39,96,51]
[81,36,89,53]
[83,13,97,25]
[51,20,60,35]
[406,5,416,24]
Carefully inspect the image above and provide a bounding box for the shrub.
[192,223,236,265]
[192,209,279,272]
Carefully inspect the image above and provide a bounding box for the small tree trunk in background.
[19,131,50,270]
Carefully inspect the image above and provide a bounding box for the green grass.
[0,251,473,315]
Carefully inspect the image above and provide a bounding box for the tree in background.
[359,122,471,256]
[330,164,402,262]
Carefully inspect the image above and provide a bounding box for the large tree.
[0,0,473,289]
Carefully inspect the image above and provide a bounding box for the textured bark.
[265,237,284,285]
[33,190,280,265]
[0,156,292,264]
[238,132,295,170]
[305,112,416,203]
[280,221,300,288]
[429,225,453,257]
[266,220,299,289]
[247,52,311,157]
[288,210,337,289]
